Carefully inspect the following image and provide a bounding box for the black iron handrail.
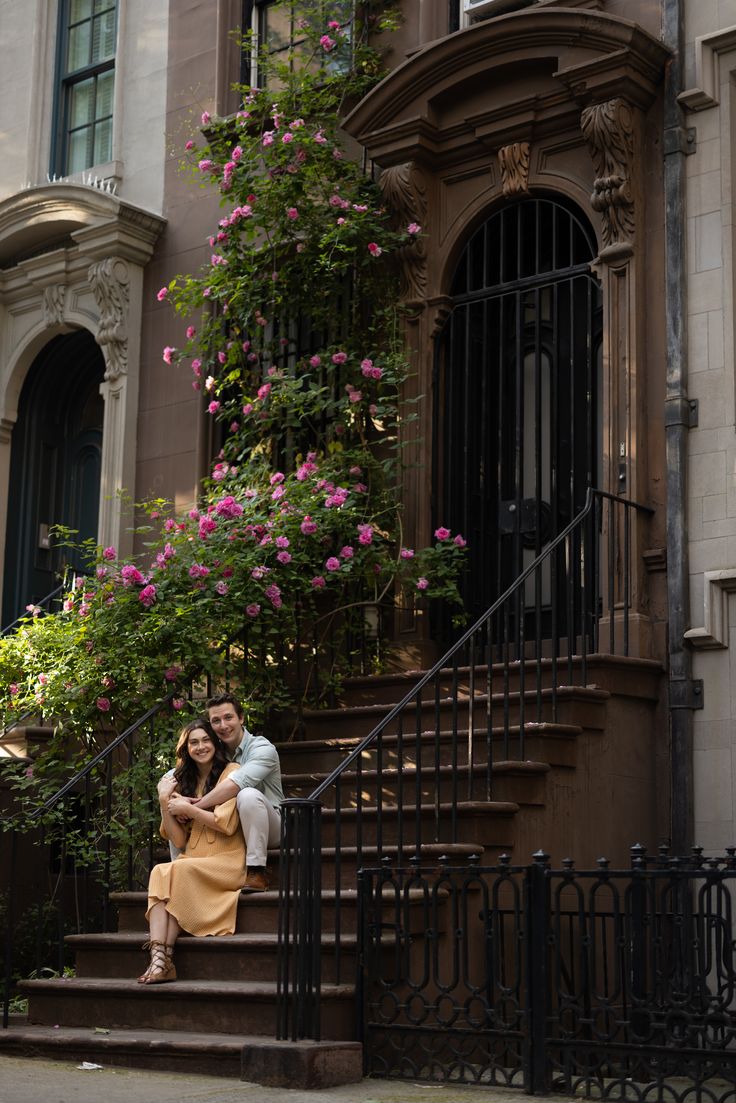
[277,487,654,1041]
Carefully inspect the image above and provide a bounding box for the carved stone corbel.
[580,98,635,249]
[88,257,130,381]
[42,284,67,327]
[498,142,531,198]
[378,162,428,301]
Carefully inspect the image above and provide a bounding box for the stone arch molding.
[0,184,165,580]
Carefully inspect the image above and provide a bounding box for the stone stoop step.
[0,1023,363,1087]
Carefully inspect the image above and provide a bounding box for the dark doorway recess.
[2,330,104,625]
[434,196,602,628]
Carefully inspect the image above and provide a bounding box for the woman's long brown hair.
[172,717,229,797]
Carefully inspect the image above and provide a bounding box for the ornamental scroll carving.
[580,98,636,248]
[498,142,530,198]
[42,284,67,327]
[88,257,130,381]
[378,162,428,301]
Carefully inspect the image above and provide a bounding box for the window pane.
[67,22,91,70]
[91,9,116,63]
[95,70,114,118]
[262,5,292,50]
[70,0,92,22]
[94,117,112,165]
[69,78,94,127]
[67,127,92,174]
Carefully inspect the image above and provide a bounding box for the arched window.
[2,331,104,624]
[435,196,602,624]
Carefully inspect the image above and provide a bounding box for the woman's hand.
[168,795,196,820]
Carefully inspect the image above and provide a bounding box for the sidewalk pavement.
[0,1053,567,1103]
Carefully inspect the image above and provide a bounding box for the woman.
[138,717,246,984]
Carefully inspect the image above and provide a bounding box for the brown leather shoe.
[243,867,270,893]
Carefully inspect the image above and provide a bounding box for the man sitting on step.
[158,692,284,893]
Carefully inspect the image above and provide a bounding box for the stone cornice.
[679,25,736,111]
[344,7,669,164]
[0,184,165,270]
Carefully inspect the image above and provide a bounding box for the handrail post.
[276,797,323,1041]
[2,828,17,1028]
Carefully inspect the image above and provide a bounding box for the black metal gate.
[359,850,736,1100]
[435,198,602,625]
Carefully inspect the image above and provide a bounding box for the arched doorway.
[2,330,105,625]
[435,196,602,626]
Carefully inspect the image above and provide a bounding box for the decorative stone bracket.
[684,569,736,648]
[580,98,636,249]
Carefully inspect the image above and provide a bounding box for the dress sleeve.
[212,763,241,835]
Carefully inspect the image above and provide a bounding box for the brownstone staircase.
[0,653,663,1082]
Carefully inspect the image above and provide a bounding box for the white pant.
[167,788,281,865]
[236,787,281,868]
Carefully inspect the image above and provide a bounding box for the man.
[160,692,284,892]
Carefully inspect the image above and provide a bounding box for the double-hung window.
[53,0,117,176]
[242,0,353,88]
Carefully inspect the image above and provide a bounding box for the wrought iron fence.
[359,847,736,1101]
[277,488,652,1039]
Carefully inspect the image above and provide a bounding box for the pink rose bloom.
[189,509,200,520]
[401,548,415,559]
[198,159,215,173]
[97,697,111,712]
[309,355,321,367]
[314,130,326,144]
[208,401,220,414]
[251,566,268,581]
[103,546,116,560]
[246,603,261,617]
[186,325,196,339]
[121,565,144,585]
[172,698,185,711]
[340,546,354,559]
[282,132,294,144]
[191,359,202,376]
[286,207,299,220]
[348,389,362,403]
[163,346,176,364]
[326,557,341,572]
[320,34,335,50]
[301,518,318,535]
[157,287,168,302]
[275,535,289,548]
[165,666,181,682]
[262,133,274,147]
[358,524,373,545]
[368,242,382,257]
[139,584,157,607]
[416,577,429,591]
[277,551,292,565]
[242,403,253,415]
[454,534,467,547]
[332,351,347,365]
[257,383,271,400]
[265,583,282,608]
[9,683,18,696]
[232,145,242,161]
[185,140,194,151]
[215,580,229,595]
[96,566,107,579]
[270,472,285,486]
[63,599,74,612]
[434,527,451,541]
[201,111,211,125]
[407,223,421,234]
[311,576,326,589]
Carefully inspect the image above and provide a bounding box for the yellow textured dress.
[146,763,247,936]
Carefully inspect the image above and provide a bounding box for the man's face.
[208,703,243,750]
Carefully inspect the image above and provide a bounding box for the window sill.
[49,160,124,193]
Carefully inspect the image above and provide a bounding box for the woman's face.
[186,727,216,768]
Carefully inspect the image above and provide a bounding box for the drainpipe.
[663,0,698,853]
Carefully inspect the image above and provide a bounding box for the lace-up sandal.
[137,939,177,984]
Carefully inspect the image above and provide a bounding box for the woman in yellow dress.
[138,717,247,984]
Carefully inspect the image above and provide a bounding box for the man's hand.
[157,776,178,801]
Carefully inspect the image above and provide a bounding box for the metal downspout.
[663,0,694,852]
